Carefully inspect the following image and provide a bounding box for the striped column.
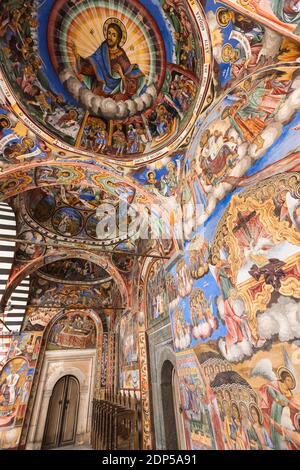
[4,277,30,332]
[0,202,17,365]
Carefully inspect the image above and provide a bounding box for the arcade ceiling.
[0,0,300,333]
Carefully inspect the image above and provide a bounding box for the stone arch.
[1,250,129,311]
[25,309,103,449]
[45,366,85,392]
[26,349,97,450]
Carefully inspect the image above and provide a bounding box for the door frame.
[42,375,80,449]
[26,349,96,449]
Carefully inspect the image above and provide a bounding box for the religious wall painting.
[112,241,135,273]
[186,64,300,227]
[6,332,43,367]
[118,312,139,389]
[209,172,300,362]
[189,289,218,341]
[204,1,300,93]
[85,206,138,242]
[0,110,48,171]
[172,305,192,351]
[26,185,114,226]
[0,331,43,449]
[34,166,83,187]
[179,172,197,241]
[176,350,221,450]
[146,260,169,324]
[196,348,262,450]
[246,345,300,450]
[27,187,56,222]
[0,170,34,201]
[85,214,100,239]
[52,207,84,237]
[175,258,193,298]
[133,153,184,198]
[0,358,33,449]
[100,333,108,388]
[22,307,62,332]
[47,312,97,350]
[166,271,180,310]
[0,0,211,163]
[15,230,45,262]
[38,258,109,284]
[27,273,114,310]
[220,0,300,39]
[0,0,85,142]
[58,185,117,211]
[187,234,210,279]
[194,342,300,450]
[170,264,221,353]
[23,186,139,245]
[171,170,300,360]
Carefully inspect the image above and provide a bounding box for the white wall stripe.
[0,251,15,258]
[0,204,20,339]
[0,242,15,247]
[0,219,16,227]
[0,275,9,280]
[0,230,16,237]
[0,263,15,270]
[11,292,29,298]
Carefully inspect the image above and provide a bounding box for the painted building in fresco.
[0,0,300,452]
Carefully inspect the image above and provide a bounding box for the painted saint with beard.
[72,18,146,100]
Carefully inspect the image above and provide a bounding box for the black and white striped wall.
[0,202,30,365]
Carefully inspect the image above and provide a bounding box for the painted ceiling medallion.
[0,0,211,163]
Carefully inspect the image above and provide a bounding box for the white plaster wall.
[26,349,96,449]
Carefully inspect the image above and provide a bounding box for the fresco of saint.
[72,18,147,101]
[270,1,300,31]
[259,367,300,449]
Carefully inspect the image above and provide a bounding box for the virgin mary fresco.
[72,18,147,101]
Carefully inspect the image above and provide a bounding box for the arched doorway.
[161,360,179,450]
[42,375,79,449]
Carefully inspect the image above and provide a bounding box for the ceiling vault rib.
[0,236,170,259]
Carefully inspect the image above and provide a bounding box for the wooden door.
[42,375,79,449]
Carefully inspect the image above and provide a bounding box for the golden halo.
[216,7,231,28]
[277,366,296,390]
[249,403,263,425]
[103,17,127,48]
[146,170,156,179]
[221,44,233,63]
[294,412,300,432]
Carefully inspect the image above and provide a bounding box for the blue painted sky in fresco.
[203,0,246,88]
[171,102,300,352]
[133,153,184,187]
[246,110,300,175]
[174,100,300,352]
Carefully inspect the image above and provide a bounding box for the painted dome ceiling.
[0,0,211,164]
[21,186,141,245]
